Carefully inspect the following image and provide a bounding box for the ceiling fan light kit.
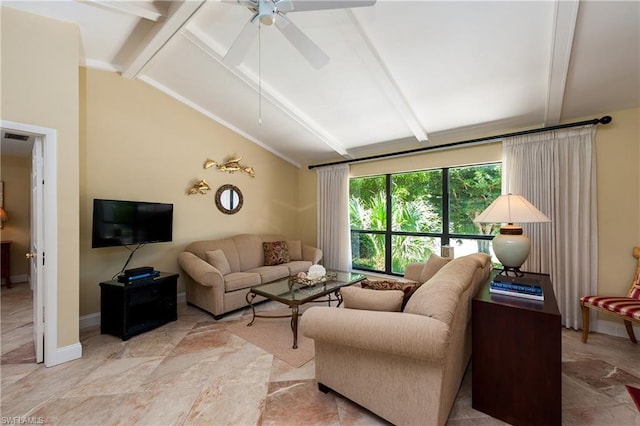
[258,0,276,25]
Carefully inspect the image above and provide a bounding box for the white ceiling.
[3,0,639,167]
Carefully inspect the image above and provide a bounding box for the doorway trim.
[1,120,66,366]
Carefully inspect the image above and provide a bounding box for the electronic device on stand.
[117,266,160,283]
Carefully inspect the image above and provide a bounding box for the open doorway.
[1,120,59,366]
[1,128,36,364]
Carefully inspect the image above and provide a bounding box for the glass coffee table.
[245,271,365,349]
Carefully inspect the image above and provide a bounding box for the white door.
[30,136,44,363]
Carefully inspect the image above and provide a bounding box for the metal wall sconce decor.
[204,156,255,177]
[187,179,212,195]
[215,184,243,214]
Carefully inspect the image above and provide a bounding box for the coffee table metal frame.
[245,271,365,349]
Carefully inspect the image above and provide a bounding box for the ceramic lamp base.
[492,227,530,276]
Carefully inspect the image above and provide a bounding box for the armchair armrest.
[301,306,450,361]
[302,245,323,264]
[177,252,224,291]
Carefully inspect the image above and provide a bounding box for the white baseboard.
[79,312,101,329]
[79,292,187,330]
[9,274,28,284]
[46,342,82,367]
[594,318,640,340]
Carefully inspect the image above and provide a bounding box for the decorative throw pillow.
[341,286,404,312]
[360,279,422,308]
[263,241,290,266]
[419,254,452,283]
[286,240,303,261]
[205,249,231,275]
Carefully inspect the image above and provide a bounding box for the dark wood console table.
[472,270,561,426]
[100,272,178,340]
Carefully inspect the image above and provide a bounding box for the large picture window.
[350,163,502,275]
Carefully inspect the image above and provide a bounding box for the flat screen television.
[92,199,173,248]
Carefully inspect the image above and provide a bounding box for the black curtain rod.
[308,115,612,170]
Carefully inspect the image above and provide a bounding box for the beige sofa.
[178,234,322,319]
[301,253,490,426]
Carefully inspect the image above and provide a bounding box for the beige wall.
[349,142,503,177]
[593,108,640,295]
[1,7,80,348]
[0,156,31,278]
[79,69,301,316]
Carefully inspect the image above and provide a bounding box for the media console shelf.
[472,270,561,426]
[100,272,178,340]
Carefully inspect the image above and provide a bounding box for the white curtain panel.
[316,164,352,271]
[503,126,597,329]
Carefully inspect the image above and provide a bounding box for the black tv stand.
[100,272,178,340]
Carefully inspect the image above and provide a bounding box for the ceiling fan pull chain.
[258,22,263,126]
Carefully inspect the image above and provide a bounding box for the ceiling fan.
[223,0,376,69]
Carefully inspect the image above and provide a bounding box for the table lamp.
[474,193,550,276]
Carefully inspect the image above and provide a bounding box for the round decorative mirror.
[215,184,243,214]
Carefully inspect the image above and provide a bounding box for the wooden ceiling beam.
[120,1,206,79]
[346,10,429,145]
[545,0,580,125]
[80,0,164,22]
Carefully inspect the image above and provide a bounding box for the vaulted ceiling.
[3,1,639,166]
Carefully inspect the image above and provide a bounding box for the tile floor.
[2,281,639,425]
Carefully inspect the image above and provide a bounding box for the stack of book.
[490,275,544,301]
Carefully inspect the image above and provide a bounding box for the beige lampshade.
[474,194,550,224]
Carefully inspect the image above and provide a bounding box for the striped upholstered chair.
[580,246,640,344]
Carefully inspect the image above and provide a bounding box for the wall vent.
[4,132,29,141]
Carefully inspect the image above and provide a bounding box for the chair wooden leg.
[581,304,590,343]
[623,320,638,344]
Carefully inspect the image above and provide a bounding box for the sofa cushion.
[186,238,240,272]
[263,241,290,266]
[224,272,262,292]
[205,249,231,276]
[420,254,451,283]
[342,286,404,312]
[360,279,421,307]
[404,254,486,324]
[246,265,289,283]
[404,282,460,325]
[234,234,266,271]
[286,240,303,261]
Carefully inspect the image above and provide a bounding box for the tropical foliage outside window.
[350,163,502,275]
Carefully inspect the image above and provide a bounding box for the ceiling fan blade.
[275,14,329,69]
[276,0,375,13]
[223,14,260,66]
